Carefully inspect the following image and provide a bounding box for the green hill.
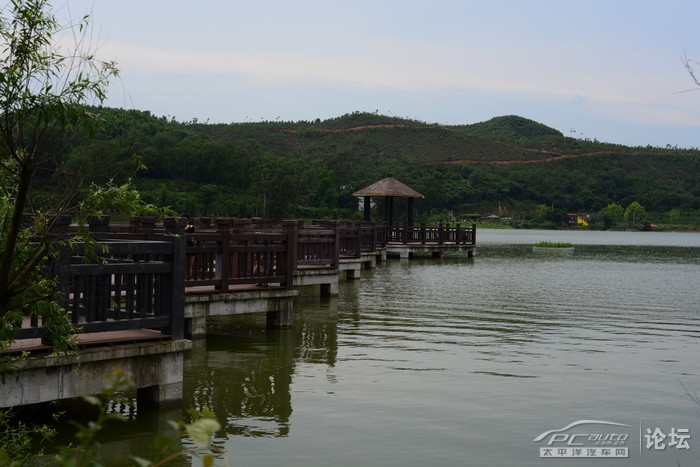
[452,115,564,141]
[37,108,700,224]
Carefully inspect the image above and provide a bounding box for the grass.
[535,241,573,248]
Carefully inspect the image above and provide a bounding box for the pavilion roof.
[352,174,424,198]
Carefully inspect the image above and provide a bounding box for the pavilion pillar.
[363,197,371,221]
[408,198,415,226]
[385,196,394,224]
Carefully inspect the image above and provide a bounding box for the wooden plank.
[2,330,169,355]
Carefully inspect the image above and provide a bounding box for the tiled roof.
[353,174,424,198]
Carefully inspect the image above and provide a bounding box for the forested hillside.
[37,108,700,225]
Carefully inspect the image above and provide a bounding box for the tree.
[533,204,551,222]
[309,168,339,209]
[0,0,118,352]
[599,203,624,229]
[624,201,646,226]
[668,208,682,225]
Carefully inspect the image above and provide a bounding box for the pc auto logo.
[534,420,631,458]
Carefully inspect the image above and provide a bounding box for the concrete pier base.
[385,244,476,259]
[339,259,361,280]
[0,339,191,409]
[339,250,384,280]
[293,269,339,296]
[184,289,298,337]
[267,300,293,327]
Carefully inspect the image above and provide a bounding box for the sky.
[47,0,700,148]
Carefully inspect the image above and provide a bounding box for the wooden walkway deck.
[4,329,171,355]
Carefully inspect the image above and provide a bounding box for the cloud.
[102,35,700,131]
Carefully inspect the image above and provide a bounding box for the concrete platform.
[0,339,191,409]
[184,288,298,337]
[385,243,476,259]
[339,250,385,280]
[293,268,339,296]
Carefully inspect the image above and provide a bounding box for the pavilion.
[353,174,424,225]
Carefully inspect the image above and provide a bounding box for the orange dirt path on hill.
[277,124,675,164]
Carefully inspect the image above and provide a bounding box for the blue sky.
[57,0,700,148]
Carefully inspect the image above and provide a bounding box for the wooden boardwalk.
[1,216,475,408]
[5,218,476,353]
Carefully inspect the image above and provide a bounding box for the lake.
[103,229,700,466]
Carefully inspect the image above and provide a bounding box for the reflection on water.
[184,300,339,439]
[103,230,700,466]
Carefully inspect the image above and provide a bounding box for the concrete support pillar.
[320,281,339,297]
[137,382,183,410]
[185,314,208,339]
[267,300,293,328]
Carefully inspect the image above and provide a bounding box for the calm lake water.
[100,229,700,466]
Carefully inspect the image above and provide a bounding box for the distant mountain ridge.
[190,111,666,165]
[48,107,699,219]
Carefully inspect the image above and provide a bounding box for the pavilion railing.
[388,223,476,245]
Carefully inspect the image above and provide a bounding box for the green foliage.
[624,201,647,225]
[599,203,624,229]
[0,1,177,358]
[0,407,57,465]
[535,241,573,248]
[668,208,682,224]
[25,105,700,224]
[48,371,226,466]
[79,179,174,219]
[53,372,133,466]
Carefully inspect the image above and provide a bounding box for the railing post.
[88,215,110,241]
[138,216,157,240]
[370,222,378,250]
[333,222,341,267]
[285,228,296,289]
[282,220,300,272]
[199,217,212,230]
[163,217,185,340]
[48,214,73,241]
[216,219,232,292]
[44,239,74,346]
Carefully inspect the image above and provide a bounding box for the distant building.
[567,214,590,227]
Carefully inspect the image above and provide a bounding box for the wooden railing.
[11,216,477,351]
[185,230,295,291]
[313,221,386,258]
[388,223,476,245]
[295,225,339,269]
[77,216,475,294]
[16,218,185,342]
